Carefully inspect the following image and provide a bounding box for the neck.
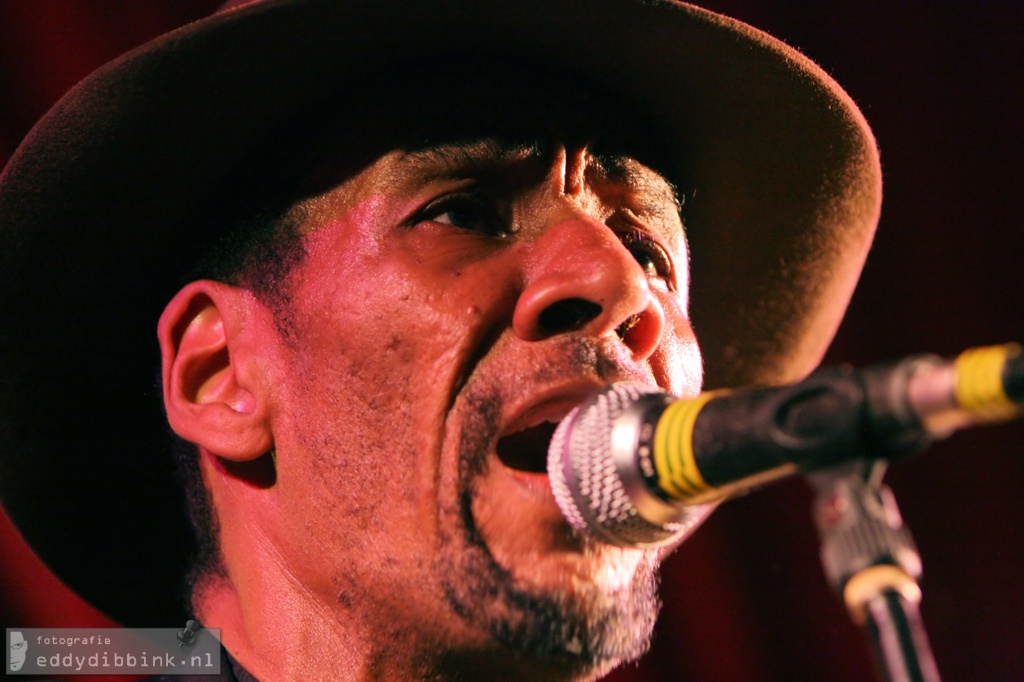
[195,574,450,681]
[196,470,607,680]
[195,464,466,679]
[194,572,603,682]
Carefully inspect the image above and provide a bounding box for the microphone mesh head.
[548,382,705,547]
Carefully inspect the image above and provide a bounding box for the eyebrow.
[594,153,683,216]
[399,139,682,213]
[399,139,543,178]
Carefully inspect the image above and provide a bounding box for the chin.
[436,477,661,679]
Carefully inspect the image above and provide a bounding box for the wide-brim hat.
[0,0,881,625]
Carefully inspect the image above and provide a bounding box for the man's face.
[9,632,26,672]
[237,69,702,678]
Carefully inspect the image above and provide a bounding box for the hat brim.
[0,0,880,624]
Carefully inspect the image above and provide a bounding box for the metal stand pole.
[809,461,941,682]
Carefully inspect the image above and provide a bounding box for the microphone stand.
[808,460,941,682]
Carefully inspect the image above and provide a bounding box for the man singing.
[0,0,880,679]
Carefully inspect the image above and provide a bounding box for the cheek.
[271,231,517,531]
[297,221,509,353]
[656,300,703,397]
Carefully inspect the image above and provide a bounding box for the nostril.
[537,298,602,335]
[616,314,641,339]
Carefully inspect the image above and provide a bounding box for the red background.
[2,2,1022,680]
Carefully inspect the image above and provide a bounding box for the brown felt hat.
[0,0,881,625]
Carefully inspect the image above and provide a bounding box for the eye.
[416,192,509,238]
[621,231,674,285]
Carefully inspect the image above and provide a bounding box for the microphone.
[548,343,1023,548]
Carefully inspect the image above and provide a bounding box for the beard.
[434,345,663,679]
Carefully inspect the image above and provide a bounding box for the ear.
[158,280,274,461]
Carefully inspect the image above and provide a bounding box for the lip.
[502,391,592,436]
[465,334,664,500]
[491,382,607,493]
[497,368,657,441]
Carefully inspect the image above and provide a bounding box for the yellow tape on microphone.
[954,343,1021,422]
[654,391,723,501]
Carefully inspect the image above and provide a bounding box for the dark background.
[2,2,1022,680]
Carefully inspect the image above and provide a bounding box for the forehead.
[274,59,680,206]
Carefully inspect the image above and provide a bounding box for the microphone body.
[548,343,1023,548]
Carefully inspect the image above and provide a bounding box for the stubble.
[434,340,663,679]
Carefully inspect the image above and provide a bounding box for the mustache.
[501,334,655,399]
[448,325,657,418]
[452,334,655,552]
[453,334,650,472]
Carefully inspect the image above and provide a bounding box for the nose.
[512,216,665,361]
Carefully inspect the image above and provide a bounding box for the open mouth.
[496,421,559,474]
